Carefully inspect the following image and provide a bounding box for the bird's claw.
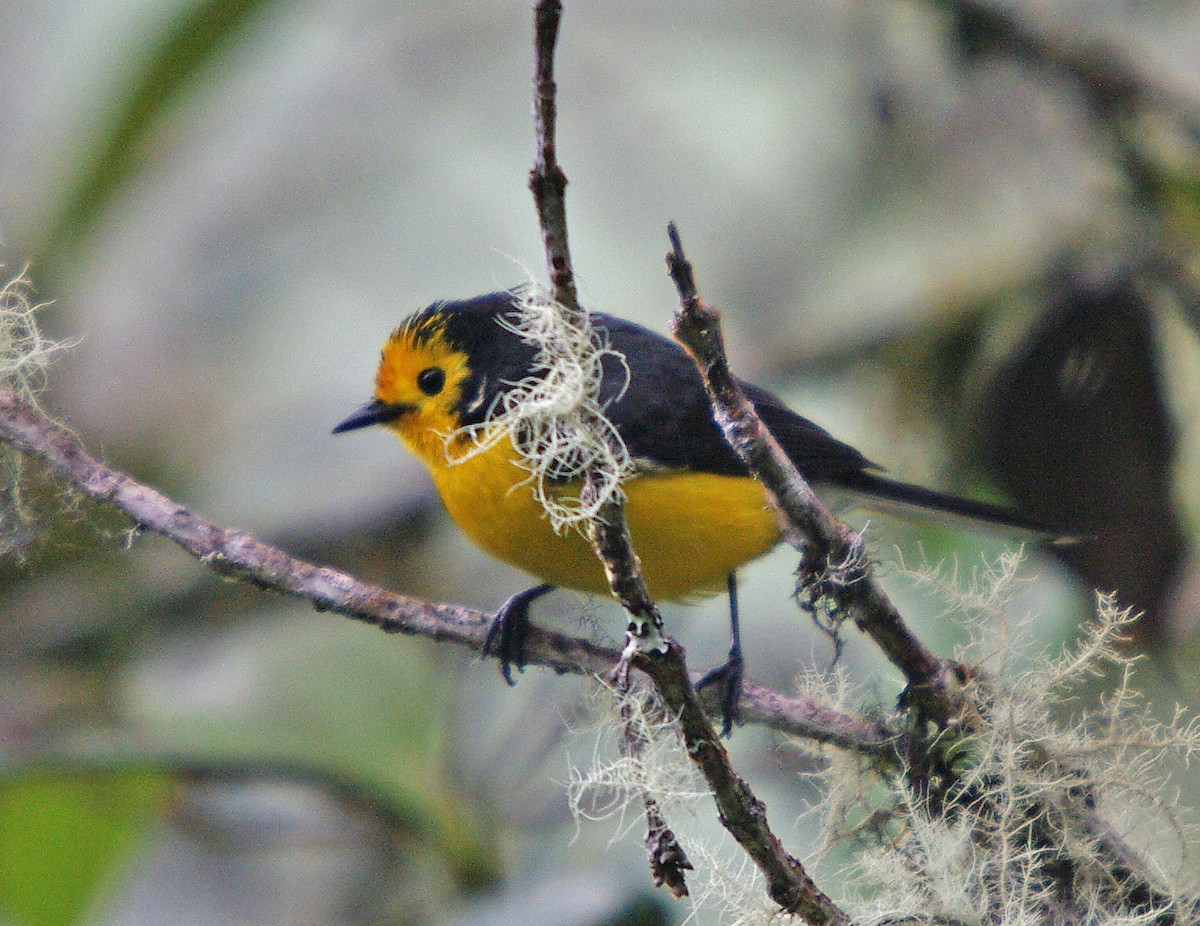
[696,649,745,737]
[482,583,554,684]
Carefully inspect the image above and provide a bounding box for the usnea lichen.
[571,551,1200,925]
[0,271,68,556]
[448,284,633,535]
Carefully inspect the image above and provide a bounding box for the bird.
[333,290,1057,730]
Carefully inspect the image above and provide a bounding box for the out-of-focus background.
[1,1,1199,924]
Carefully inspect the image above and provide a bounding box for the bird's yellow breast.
[411,430,782,600]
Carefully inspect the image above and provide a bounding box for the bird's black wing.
[738,381,880,480]
[595,314,744,476]
[595,313,874,481]
[577,310,1058,536]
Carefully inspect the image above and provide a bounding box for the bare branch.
[665,224,964,729]
[0,387,894,754]
[529,0,578,313]
[526,7,852,920]
[619,695,693,899]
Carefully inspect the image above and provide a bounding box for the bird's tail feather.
[822,472,1075,544]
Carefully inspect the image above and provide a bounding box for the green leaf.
[0,768,171,926]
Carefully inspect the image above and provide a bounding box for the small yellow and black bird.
[334,291,1051,721]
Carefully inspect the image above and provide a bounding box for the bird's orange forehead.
[374,317,471,408]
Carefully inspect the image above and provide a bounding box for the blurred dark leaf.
[981,272,1184,633]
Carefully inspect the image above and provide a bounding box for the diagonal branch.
[665,223,965,733]
[0,387,894,755]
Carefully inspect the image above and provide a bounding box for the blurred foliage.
[0,769,171,926]
[34,0,270,271]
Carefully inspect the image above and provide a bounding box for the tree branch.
[525,5,852,920]
[619,693,693,899]
[529,0,578,313]
[665,224,965,729]
[0,387,894,756]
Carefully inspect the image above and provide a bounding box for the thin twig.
[529,0,578,313]
[665,223,964,730]
[526,5,852,921]
[619,695,692,899]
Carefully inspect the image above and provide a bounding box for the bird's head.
[333,292,536,462]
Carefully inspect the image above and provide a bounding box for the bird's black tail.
[826,471,1075,544]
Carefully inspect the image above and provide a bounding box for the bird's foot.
[483,583,554,685]
[696,649,744,737]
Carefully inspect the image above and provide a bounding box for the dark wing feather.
[595,313,745,475]
[739,381,880,480]
[596,313,873,481]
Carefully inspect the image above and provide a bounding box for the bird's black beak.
[332,399,414,434]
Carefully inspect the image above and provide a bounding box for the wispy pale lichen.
[567,684,709,844]
[571,550,1200,925]
[447,283,632,535]
[0,270,60,400]
[833,582,1200,926]
[0,270,67,556]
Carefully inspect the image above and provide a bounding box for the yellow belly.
[426,437,782,600]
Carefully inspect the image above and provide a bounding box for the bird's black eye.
[417,366,445,396]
